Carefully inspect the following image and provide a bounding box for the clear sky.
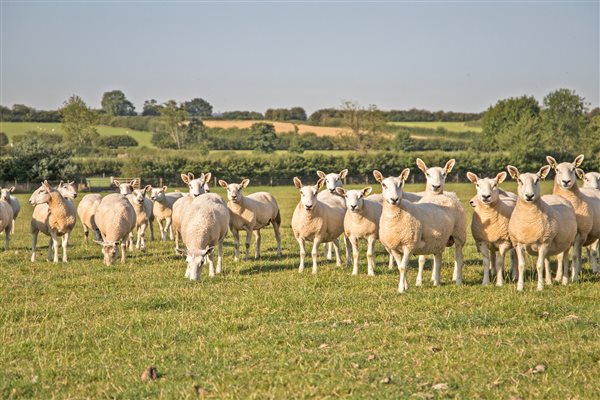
[1,1,598,114]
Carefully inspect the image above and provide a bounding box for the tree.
[101,90,136,116]
[392,131,415,151]
[60,95,99,148]
[340,101,386,151]
[183,98,212,117]
[289,107,307,121]
[481,95,540,149]
[11,134,74,181]
[250,123,277,153]
[142,99,162,116]
[159,100,187,149]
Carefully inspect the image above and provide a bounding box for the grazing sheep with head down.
[507,165,577,290]
[172,172,211,251]
[94,193,136,265]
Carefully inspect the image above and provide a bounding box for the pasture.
[388,121,481,133]
[1,181,600,399]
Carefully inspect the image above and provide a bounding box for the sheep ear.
[129,180,137,188]
[575,168,585,180]
[203,246,215,256]
[181,174,190,184]
[59,180,64,186]
[335,187,346,197]
[399,168,410,183]
[187,172,195,181]
[469,197,477,208]
[175,248,186,256]
[416,158,427,174]
[241,179,250,188]
[143,185,152,193]
[444,159,456,174]
[507,166,519,180]
[538,165,551,180]
[43,180,51,190]
[113,179,121,187]
[338,169,348,180]
[162,186,168,192]
[218,180,228,188]
[203,172,212,183]
[9,186,15,192]
[495,171,507,184]
[362,187,372,196]
[293,177,302,189]
[466,171,478,184]
[316,170,326,179]
[316,178,325,189]
[94,240,105,246]
[574,154,584,167]
[546,156,557,169]
[373,170,383,183]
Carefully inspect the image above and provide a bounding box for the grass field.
[388,121,481,133]
[2,180,600,398]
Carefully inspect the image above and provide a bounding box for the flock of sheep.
[1,155,599,293]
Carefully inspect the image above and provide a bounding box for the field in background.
[2,182,600,398]
[203,119,348,136]
[388,121,481,132]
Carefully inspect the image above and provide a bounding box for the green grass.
[0,122,156,148]
[388,121,481,133]
[1,182,599,398]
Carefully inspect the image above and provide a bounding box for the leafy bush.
[97,135,139,148]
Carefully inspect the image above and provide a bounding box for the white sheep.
[0,189,14,250]
[94,193,137,265]
[179,193,230,279]
[126,185,153,251]
[374,170,455,293]
[546,155,599,281]
[172,172,211,251]
[218,178,282,261]
[335,187,383,276]
[578,169,600,273]
[0,186,20,234]
[582,171,600,190]
[29,180,77,262]
[149,186,183,241]
[466,171,516,286]
[507,165,578,290]
[115,179,154,240]
[291,177,346,273]
[77,194,103,243]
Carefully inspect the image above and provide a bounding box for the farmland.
[1,181,600,398]
[388,121,481,133]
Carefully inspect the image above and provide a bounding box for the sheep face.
[417,158,455,194]
[219,179,249,204]
[96,241,119,266]
[317,169,348,194]
[130,187,148,205]
[337,187,372,212]
[293,177,324,211]
[114,179,136,195]
[150,186,168,202]
[546,155,584,190]
[467,171,506,205]
[583,172,600,190]
[0,186,14,201]
[185,246,214,280]
[182,172,211,197]
[58,181,78,200]
[507,165,550,204]
[28,181,52,205]
[373,169,410,205]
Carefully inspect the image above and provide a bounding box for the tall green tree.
[250,123,277,153]
[481,95,540,149]
[60,95,99,148]
[101,90,136,116]
[183,98,212,117]
[142,99,162,116]
[160,100,188,149]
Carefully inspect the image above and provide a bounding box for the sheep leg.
[208,252,215,278]
[516,244,526,292]
[592,240,600,273]
[535,247,549,291]
[11,219,16,234]
[386,248,394,270]
[556,252,564,285]
[157,219,166,241]
[216,240,223,274]
[486,248,496,286]
[47,238,53,261]
[544,259,551,286]
[332,238,342,267]
[311,238,322,274]
[140,224,147,251]
[326,242,333,261]
[496,244,510,287]
[232,228,240,262]
[344,235,352,267]
[479,244,491,285]
[350,235,360,276]
[510,249,517,281]
[393,249,410,294]
[167,218,174,240]
[297,237,306,273]
[120,242,127,263]
[149,217,155,241]
[273,221,282,257]
[244,228,252,259]
[561,249,571,285]
[61,233,69,262]
[366,237,376,277]
[50,232,59,263]
[571,236,583,282]
[453,242,464,284]
[174,229,180,253]
[254,230,261,259]
[31,231,38,262]
[4,225,10,251]
[555,247,565,282]
[433,253,443,287]
[416,254,426,287]
[82,225,89,244]
[128,232,134,250]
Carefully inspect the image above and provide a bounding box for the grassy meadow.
[388,121,481,133]
[2,180,600,399]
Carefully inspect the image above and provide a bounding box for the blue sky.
[1,1,598,113]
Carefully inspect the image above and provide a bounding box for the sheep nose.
[562,180,571,186]
[482,194,491,201]
[329,189,335,193]
[390,197,399,204]
[525,194,534,201]
[432,185,441,191]
[305,204,313,210]
[350,205,357,210]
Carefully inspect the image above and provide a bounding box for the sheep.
[77,194,103,243]
[546,155,600,281]
[126,185,153,251]
[57,180,78,202]
[582,171,600,190]
[29,180,77,263]
[335,187,383,276]
[316,169,352,264]
[179,193,229,280]
[577,169,600,273]
[415,158,467,285]
[291,177,346,273]
[506,165,578,290]
[149,186,183,240]
[466,171,516,286]
[0,186,19,234]
[94,193,137,265]
[373,170,455,293]
[172,172,211,251]
[115,179,154,240]
[0,189,14,250]
[218,178,282,261]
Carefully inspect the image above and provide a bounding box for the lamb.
[0,189,14,250]
[335,187,383,276]
[149,186,183,240]
[172,172,211,251]
[0,186,20,234]
[546,155,599,281]
[374,170,455,293]
[126,185,153,251]
[77,194,102,243]
[507,165,578,290]
[291,177,346,273]
[29,180,77,262]
[466,171,516,286]
[218,178,282,260]
[94,193,137,265]
[115,179,154,240]
[178,193,229,280]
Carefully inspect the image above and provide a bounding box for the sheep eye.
[382,183,387,189]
